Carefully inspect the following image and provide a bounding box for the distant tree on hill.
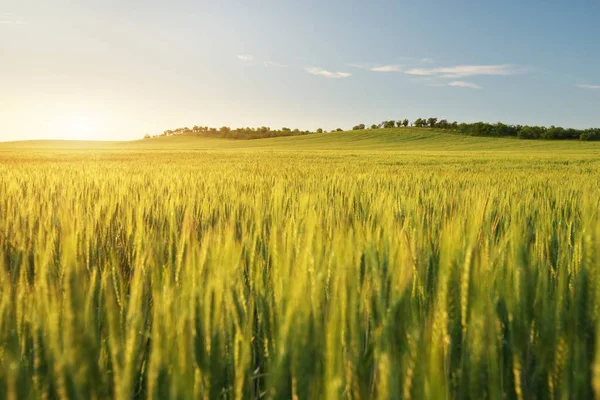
[580,128,600,141]
[518,126,544,139]
[153,118,600,142]
[414,118,425,127]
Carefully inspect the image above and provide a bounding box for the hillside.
[2,128,600,154]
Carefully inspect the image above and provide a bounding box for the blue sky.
[1,0,599,141]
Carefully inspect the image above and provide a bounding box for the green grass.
[4,128,600,153]
[1,129,599,399]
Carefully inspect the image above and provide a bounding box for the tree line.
[146,119,600,141]
[144,125,345,140]
[352,118,600,141]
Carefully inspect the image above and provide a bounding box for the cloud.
[237,55,254,63]
[370,65,403,72]
[350,58,430,71]
[305,67,351,79]
[427,81,482,89]
[405,64,522,78]
[577,84,600,89]
[264,60,287,68]
[448,81,482,89]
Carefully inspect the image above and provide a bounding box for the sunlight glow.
[50,112,104,140]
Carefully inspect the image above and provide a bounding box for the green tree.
[414,118,425,127]
[427,117,438,128]
[518,126,544,139]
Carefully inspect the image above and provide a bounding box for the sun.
[51,112,103,140]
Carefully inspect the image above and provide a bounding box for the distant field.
[3,128,600,153]
[1,130,599,399]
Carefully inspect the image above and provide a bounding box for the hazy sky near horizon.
[1,0,600,141]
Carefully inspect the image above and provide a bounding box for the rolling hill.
[2,128,600,154]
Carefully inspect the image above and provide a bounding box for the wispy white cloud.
[237,55,254,63]
[370,65,403,72]
[350,58,431,71]
[577,84,600,89]
[406,64,523,78]
[264,60,287,68]
[305,67,351,79]
[448,81,482,89]
[427,81,482,89]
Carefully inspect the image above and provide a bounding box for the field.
[1,128,600,399]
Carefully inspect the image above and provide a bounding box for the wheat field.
[1,130,599,399]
